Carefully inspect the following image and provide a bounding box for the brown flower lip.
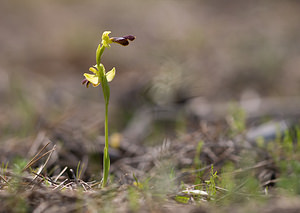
[81,78,91,88]
[110,35,136,46]
[123,35,135,41]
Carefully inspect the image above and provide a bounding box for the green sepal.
[83,73,100,86]
[106,67,116,82]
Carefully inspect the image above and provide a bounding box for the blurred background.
[1,0,300,178]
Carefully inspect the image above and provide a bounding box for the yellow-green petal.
[89,67,98,74]
[106,67,116,82]
[84,73,100,85]
[102,31,112,48]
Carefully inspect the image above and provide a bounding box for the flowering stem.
[101,77,110,187]
[97,45,111,188]
[82,31,135,187]
[102,100,110,187]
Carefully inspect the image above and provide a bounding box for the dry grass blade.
[53,179,68,191]
[23,141,51,172]
[90,181,102,188]
[230,160,273,175]
[32,145,56,181]
[23,149,55,176]
[0,175,8,184]
[31,171,57,185]
[79,180,92,191]
[173,164,213,182]
[54,166,68,182]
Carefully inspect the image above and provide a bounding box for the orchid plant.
[82,31,135,187]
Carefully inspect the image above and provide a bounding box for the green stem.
[101,73,110,187]
[97,44,111,187]
[96,45,105,66]
[105,103,109,153]
[102,101,110,187]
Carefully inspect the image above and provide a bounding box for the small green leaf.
[175,195,189,204]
